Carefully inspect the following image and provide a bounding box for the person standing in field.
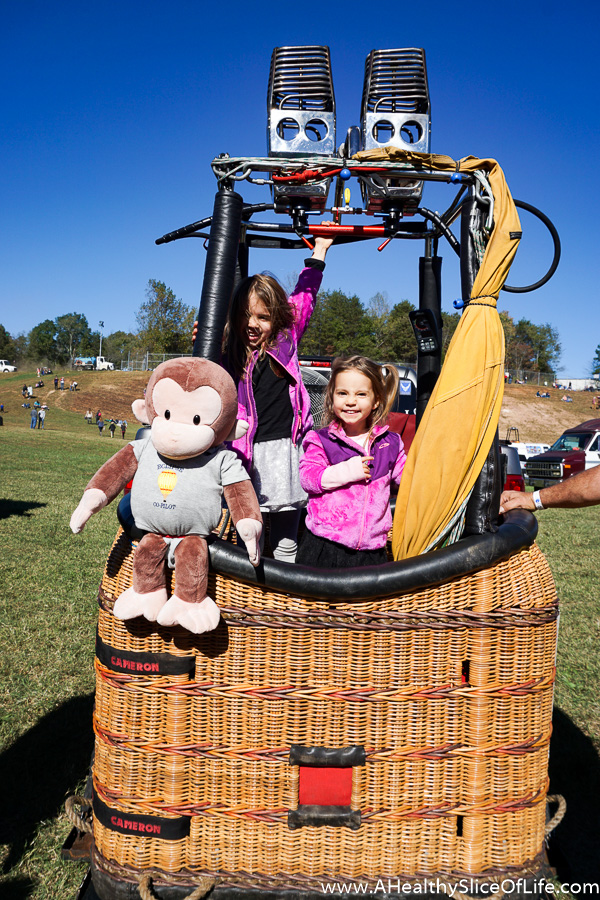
[120,419,127,439]
[38,408,46,429]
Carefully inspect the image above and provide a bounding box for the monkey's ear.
[226,419,249,442]
[132,399,149,424]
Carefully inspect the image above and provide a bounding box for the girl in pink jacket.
[297,356,406,568]
[222,226,335,562]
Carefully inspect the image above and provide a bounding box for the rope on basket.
[138,873,217,900]
[545,793,567,836]
[65,795,93,834]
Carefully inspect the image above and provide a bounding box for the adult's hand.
[499,490,535,515]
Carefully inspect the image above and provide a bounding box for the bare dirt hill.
[498,384,599,444]
[4,370,599,444]
[3,370,150,423]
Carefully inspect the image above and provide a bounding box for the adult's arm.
[500,464,600,513]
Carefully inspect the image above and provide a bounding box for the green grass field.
[1,392,599,896]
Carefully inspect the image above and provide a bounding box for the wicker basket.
[89,518,558,898]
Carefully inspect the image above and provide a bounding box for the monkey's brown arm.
[71,445,139,534]
[223,480,263,567]
[223,480,262,526]
[87,444,139,502]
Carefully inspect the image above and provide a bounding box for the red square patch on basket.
[298,765,352,806]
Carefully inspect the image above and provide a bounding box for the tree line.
[0,280,195,367]
[0,278,562,374]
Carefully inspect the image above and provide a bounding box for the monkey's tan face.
[150,378,222,459]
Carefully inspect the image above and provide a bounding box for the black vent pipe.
[193,190,244,361]
[416,254,442,426]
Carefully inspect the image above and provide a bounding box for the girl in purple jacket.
[222,228,334,563]
[297,356,406,568]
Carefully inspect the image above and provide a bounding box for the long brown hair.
[223,273,294,378]
[324,356,400,431]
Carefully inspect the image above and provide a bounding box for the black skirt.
[296,528,388,569]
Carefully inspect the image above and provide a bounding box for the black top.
[251,257,324,444]
[253,355,294,443]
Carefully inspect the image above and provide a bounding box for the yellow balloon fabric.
[354,149,520,559]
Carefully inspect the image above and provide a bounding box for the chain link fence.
[504,369,556,386]
[120,352,193,371]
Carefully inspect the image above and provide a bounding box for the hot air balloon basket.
[89,526,558,899]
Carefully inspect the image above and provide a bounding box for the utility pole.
[99,321,104,357]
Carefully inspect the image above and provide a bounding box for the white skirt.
[250,437,307,512]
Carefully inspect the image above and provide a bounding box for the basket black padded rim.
[207,510,538,602]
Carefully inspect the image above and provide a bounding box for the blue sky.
[2,1,599,375]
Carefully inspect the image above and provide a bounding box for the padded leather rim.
[116,494,536,604]
[207,510,537,602]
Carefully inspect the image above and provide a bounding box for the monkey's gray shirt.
[129,438,249,539]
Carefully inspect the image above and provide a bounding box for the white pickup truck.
[0,359,17,372]
[509,441,550,464]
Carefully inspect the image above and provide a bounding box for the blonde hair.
[324,356,400,431]
[223,273,294,378]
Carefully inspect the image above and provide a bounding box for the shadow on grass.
[548,706,600,883]
[0,876,36,898]
[0,693,94,874]
[0,498,46,520]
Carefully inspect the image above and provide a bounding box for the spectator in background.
[38,408,46,429]
[97,416,105,436]
[54,376,59,390]
[30,407,38,429]
[120,419,127,439]
[85,409,93,424]
[60,376,65,390]
[109,418,116,438]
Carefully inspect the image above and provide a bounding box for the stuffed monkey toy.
[70,358,262,634]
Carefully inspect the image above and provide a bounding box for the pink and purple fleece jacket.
[229,265,322,469]
[299,421,407,551]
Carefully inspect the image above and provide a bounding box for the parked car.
[500,441,525,492]
[525,418,600,488]
[0,360,17,372]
